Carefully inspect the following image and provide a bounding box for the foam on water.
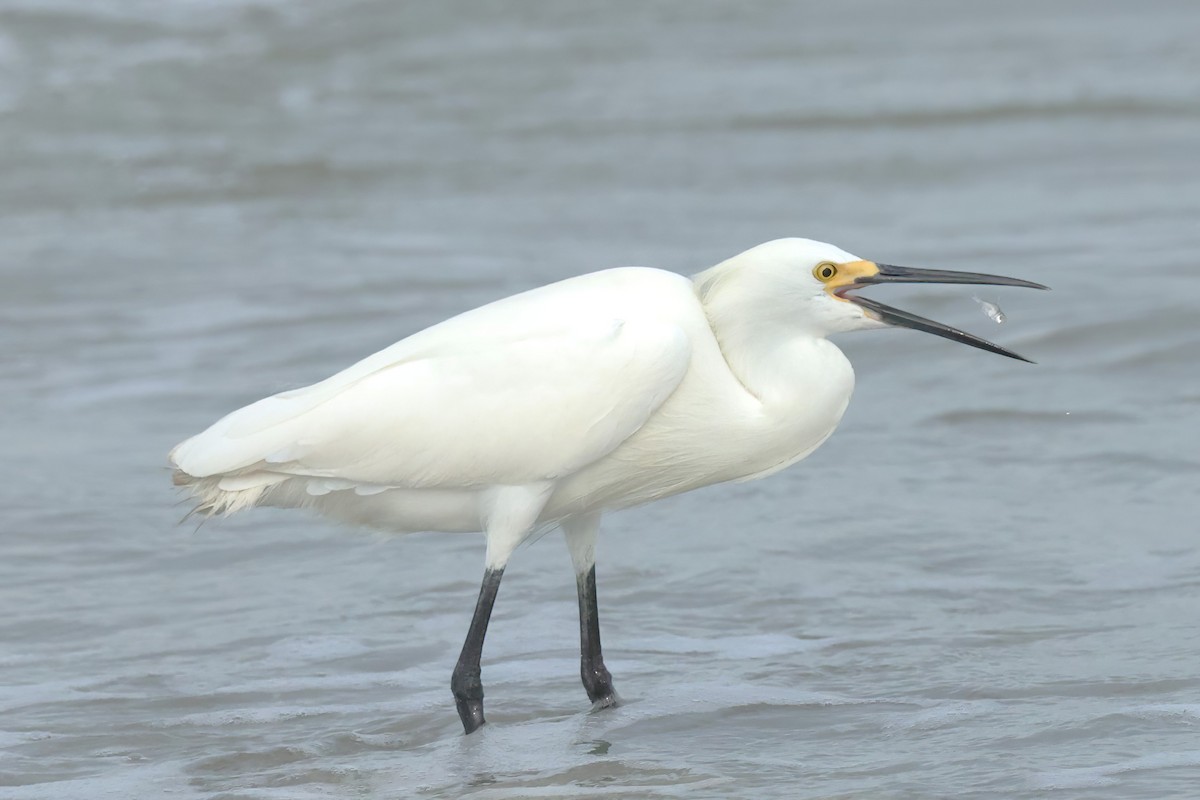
[1031,751,1200,791]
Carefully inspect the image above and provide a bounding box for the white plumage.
[170,237,1043,733]
[171,245,859,539]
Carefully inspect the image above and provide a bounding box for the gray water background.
[2,1,1200,797]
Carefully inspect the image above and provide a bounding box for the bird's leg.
[563,513,618,708]
[450,483,553,734]
[451,566,504,734]
[576,564,617,707]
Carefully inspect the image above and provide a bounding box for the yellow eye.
[813,262,839,282]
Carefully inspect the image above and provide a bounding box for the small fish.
[972,295,1006,324]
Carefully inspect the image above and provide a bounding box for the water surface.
[2,1,1200,797]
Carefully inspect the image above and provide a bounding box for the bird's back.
[171,262,855,530]
[170,267,706,524]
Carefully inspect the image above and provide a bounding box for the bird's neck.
[698,308,840,408]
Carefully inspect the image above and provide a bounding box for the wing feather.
[171,317,690,490]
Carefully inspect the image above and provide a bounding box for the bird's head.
[694,238,1047,362]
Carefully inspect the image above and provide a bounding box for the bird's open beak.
[830,261,1049,363]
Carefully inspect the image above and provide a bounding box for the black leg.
[451,566,504,734]
[576,564,618,707]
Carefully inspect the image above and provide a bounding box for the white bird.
[169,238,1045,734]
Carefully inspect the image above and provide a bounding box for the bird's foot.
[456,697,486,734]
[583,660,619,710]
[580,657,619,705]
[452,667,487,734]
[589,690,620,711]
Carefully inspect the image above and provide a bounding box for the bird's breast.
[547,337,855,516]
[719,337,856,482]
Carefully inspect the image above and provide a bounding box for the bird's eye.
[814,263,839,282]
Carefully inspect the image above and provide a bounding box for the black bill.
[842,263,1048,363]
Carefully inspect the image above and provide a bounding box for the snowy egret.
[170,238,1046,734]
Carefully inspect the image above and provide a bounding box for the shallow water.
[3,1,1200,797]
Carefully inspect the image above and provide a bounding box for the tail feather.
[171,467,289,518]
